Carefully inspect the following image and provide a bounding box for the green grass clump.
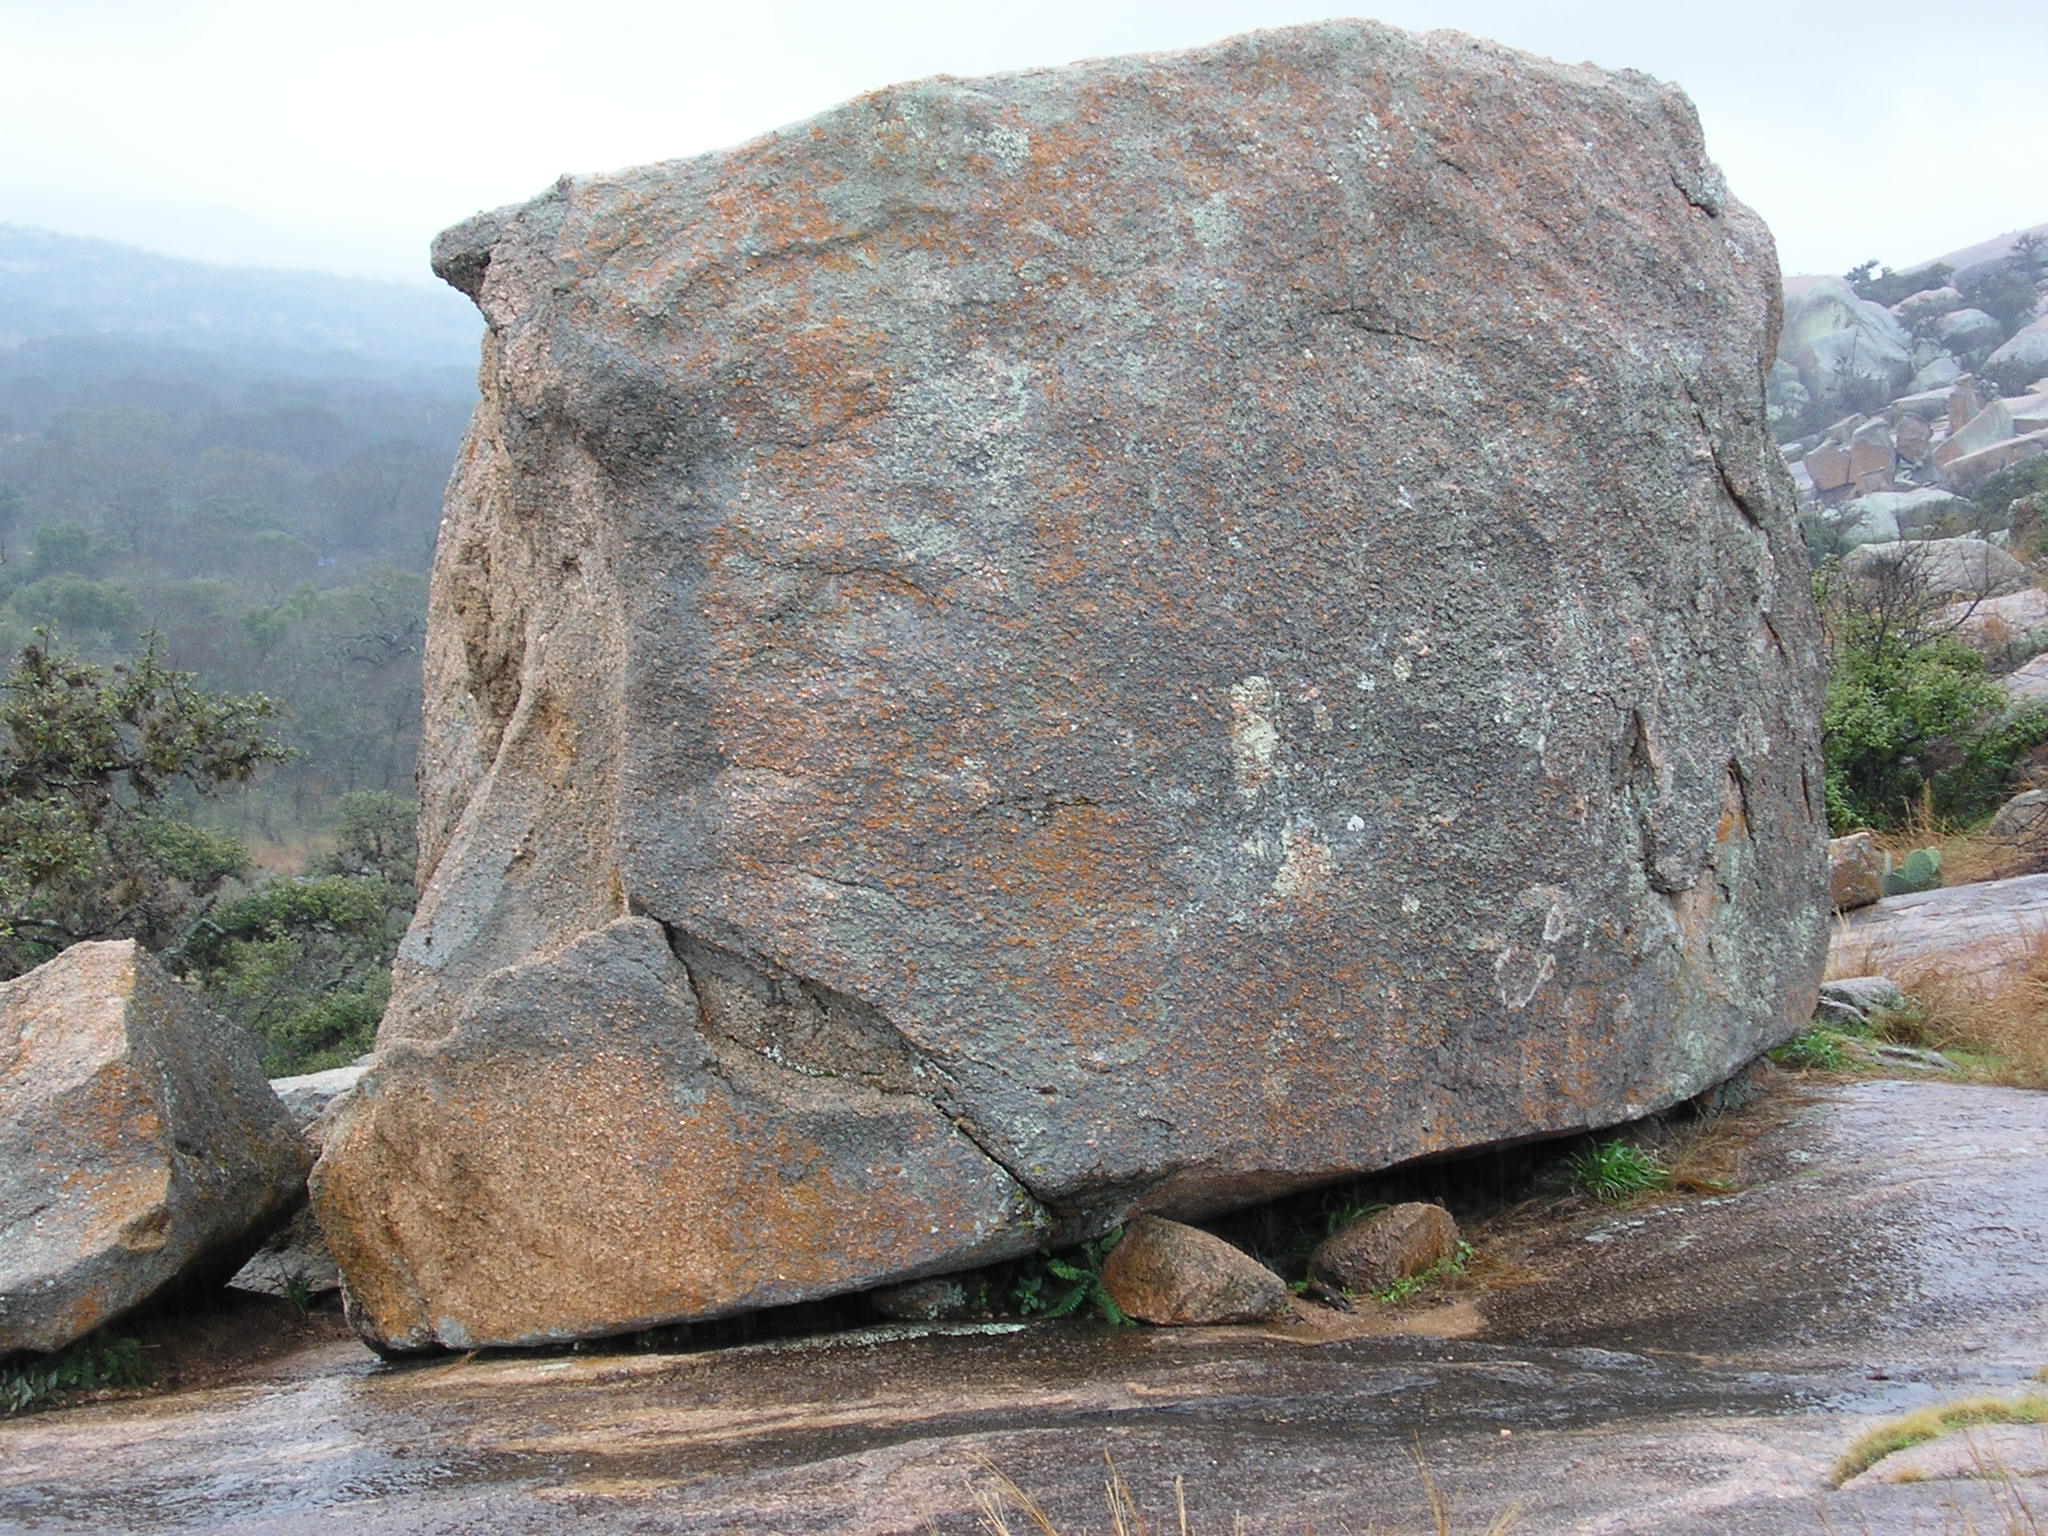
[1,1333,150,1416]
[1772,1028,1853,1071]
[1374,1241,1474,1305]
[1832,1393,2048,1484]
[1568,1139,1668,1204]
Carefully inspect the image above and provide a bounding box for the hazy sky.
[5,0,2042,287]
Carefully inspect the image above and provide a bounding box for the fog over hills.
[0,225,479,377]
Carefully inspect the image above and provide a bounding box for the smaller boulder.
[1892,286,1964,327]
[1,942,308,1355]
[1934,400,2015,471]
[1099,1216,1289,1326]
[869,1277,974,1322]
[1309,1203,1461,1296]
[1908,354,1963,394]
[270,1061,368,1131]
[1814,975,1908,1031]
[1828,832,1885,913]
[1991,788,2048,846]
[2008,652,2048,704]
[1934,308,2003,355]
[1988,317,2048,384]
[1818,975,1909,1017]
[227,1061,368,1301]
[1930,587,2048,664]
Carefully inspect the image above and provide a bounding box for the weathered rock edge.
[314,18,1828,1352]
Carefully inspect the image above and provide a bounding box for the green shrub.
[1822,627,2008,829]
[1846,259,1952,308]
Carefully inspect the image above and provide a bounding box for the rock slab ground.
[13,1079,2048,1534]
[0,942,307,1355]
[315,18,1828,1351]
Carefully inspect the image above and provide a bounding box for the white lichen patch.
[1493,946,1556,1012]
[1189,191,1241,254]
[1271,826,1335,902]
[1229,676,1280,799]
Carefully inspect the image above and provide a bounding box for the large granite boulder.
[1,942,307,1355]
[1840,536,2028,602]
[314,19,1829,1353]
[1987,316,2048,387]
[1779,276,1914,417]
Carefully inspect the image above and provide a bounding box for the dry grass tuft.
[1833,1395,2048,1486]
[1876,929,2048,1089]
[1826,893,2048,1088]
[961,1449,1520,1536]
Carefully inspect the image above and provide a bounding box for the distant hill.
[0,227,484,836]
[0,225,479,376]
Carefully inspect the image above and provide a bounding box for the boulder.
[1948,377,1986,435]
[1780,277,1914,415]
[1989,787,2048,844]
[227,1061,367,1301]
[1933,308,2003,355]
[1827,832,1885,912]
[313,20,1830,1352]
[1835,487,1972,545]
[1309,1202,1460,1295]
[1098,1216,1289,1325]
[1906,354,1962,393]
[2005,651,2048,703]
[269,1061,367,1130]
[868,1277,974,1322]
[1988,316,2048,383]
[1891,286,1963,327]
[0,942,307,1355]
[226,1207,338,1301]
[1889,386,1954,423]
[1930,585,2048,664]
[2008,391,2048,436]
[1933,400,2014,471]
[1893,411,1931,463]
[1804,440,1853,493]
[1840,537,2027,602]
[1940,428,2048,491]
[1815,975,1907,1026]
[1847,418,1895,492]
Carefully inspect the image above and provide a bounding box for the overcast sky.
[5,0,2042,288]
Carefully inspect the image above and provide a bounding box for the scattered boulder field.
[309,15,1829,1355]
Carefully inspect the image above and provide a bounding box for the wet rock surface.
[11,1079,2048,1534]
[321,14,1826,1352]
